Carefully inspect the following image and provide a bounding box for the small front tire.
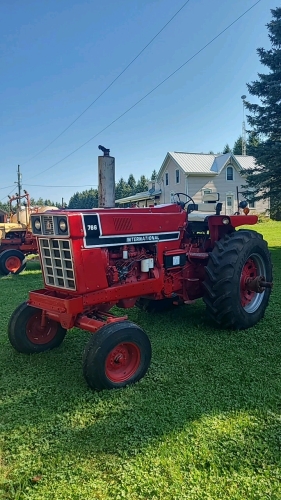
[8,302,67,353]
[82,321,151,390]
[0,249,26,275]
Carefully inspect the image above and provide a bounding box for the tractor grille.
[42,215,54,235]
[39,239,76,290]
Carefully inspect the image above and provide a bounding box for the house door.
[226,195,234,215]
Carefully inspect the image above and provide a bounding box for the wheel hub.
[26,313,58,344]
[240,254,272,313]
[105,342,141,383]
[5,256,21,273]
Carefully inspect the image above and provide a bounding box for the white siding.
[158,158,186,204]
[159,158,270,214]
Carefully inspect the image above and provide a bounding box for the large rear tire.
[82,321,151,390]
[8,302,67,353]
[203,230,272,329]
[0,249,26,275]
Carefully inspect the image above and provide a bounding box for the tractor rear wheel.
[0,249,26,275]
[203,230,272,329]
[82,321,151,390]
[8,302,67,353]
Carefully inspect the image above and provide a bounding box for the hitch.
[245,276,273,293]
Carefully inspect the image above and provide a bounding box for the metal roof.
[158,152,257,179]
[169,152,216,174]
[115,189,161,204]
[234,155,257,170]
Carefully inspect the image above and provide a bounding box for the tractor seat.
[188,211,212,222]
[187,192,222,222]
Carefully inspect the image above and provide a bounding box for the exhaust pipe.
[98,145,115,208]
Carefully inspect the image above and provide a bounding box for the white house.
[157,152,269,215]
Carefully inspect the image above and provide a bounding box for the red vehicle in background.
[0,191,58,275]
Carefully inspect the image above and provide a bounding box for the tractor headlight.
[58,218,67,232]
[34,218,41,231]
[222,217,230,225]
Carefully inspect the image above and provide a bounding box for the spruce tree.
[151,169,158,181]
[243,7,281,217]
[223,144,231,153]
[232,136,243,155]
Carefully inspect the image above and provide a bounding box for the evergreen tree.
[127,174,136,195]
[223,144,231,153]
[136,175,148,193]
[246,132,260,157]
[115,177,129,200]
[68,189,98,209]
[151,169,158,181]
[232,136,243,155]
[242,7,281,217]
[0,201,9,213]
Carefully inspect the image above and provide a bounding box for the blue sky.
[0,0,277,203]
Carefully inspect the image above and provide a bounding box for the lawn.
[0,222,281,500]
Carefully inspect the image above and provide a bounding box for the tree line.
[0,196,62,214]
[67,170,158,209]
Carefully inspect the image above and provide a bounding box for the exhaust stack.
[98,145,115,208]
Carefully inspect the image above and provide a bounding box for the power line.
[26,0,262,182]
[0,184,15,191]
[0,187,17,203]
[24,184,98,188]
[21,0,191,166]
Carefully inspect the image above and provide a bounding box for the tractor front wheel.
[203,230,272,329]
[0,249,26,275]
[82,321,151,390]
[8,302,67,353]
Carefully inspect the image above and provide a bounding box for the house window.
[165,172,169,186]
[226,196,233,207]
[226,166,234,181]
[248,195,255,208]
[175,169,180,184]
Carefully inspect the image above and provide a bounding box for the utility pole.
[241,95,247,156]
[17,165,22,199]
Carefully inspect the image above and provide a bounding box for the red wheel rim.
[5,256,21,273]
[26,312,58,345]
[240,258,257,307]
[105,342,141,383]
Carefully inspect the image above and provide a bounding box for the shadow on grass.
[0,244,281,478]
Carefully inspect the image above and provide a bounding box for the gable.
[157,154,186,182]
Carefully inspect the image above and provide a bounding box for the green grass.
[0,222,281,500]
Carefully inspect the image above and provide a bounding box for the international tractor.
[8,192,273,390]
[0,191,58,275]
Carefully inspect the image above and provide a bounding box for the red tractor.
[8,193,273,390]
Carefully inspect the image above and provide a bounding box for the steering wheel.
[174,192,195,208]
